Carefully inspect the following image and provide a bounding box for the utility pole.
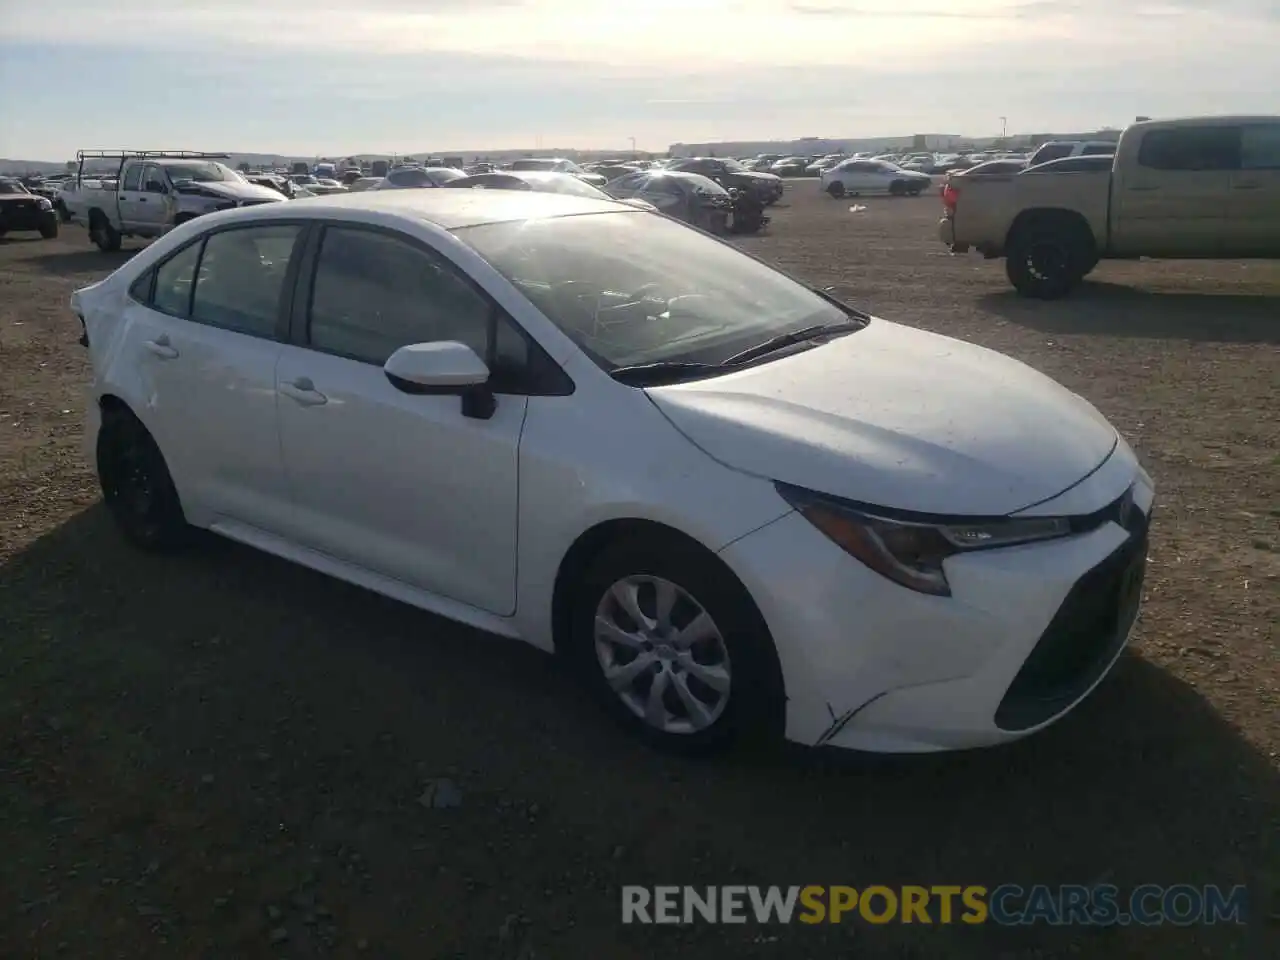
[999,116,1008,140]
[629,136,637,158]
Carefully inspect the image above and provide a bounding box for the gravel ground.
[1,188,1277,959]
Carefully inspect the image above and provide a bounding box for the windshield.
[719,158,746,171]
[425,168,466,185]
[0,179,30,195]
[458,212,851,370]
[510,159,559,172]
[520,173,607,198]
[166,161,238,183]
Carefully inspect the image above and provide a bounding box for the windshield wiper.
[609,361,723,386]
[721,320,864,367]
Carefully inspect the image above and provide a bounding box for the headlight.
[776,483,1071,596]
[36,198,52,210]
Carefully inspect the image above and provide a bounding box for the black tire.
[1005,222,1091,299]
[39,219,58,240]
[89,212,122,252]
[56,200,72,222]
[566,534,785,755]
[826,181,845,198]
[908,185,924,197]
[97,408,189,550]
[888,180,907,196]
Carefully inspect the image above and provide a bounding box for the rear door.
[1224,122,1280,257]
[1109,125,1236,257]
[119,221,305,529]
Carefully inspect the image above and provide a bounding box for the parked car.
[820,158,932,198]
[1026,140,1119,167]
[374,167,467,190]
[954,159,1028,177]
[506,158,608,187]
[664,157,785,205]
[940,114,1280,298]
[347,177,384,193]
[73,189,1155,755]
[441,170,658,212]
[0,177,59,239]
[604,170,736,233]
[804,155,846,176]
[769,157,811,177]
[70,150,284,252]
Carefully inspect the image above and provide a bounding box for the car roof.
[229,186,629,229]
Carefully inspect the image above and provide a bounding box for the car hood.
[181,180,285,202]
[742,171,782,182]
[645,319,1118,516]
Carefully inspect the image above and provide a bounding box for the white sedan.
[820,159,933,198]
[72,190,1153,754]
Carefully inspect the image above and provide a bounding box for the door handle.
[280,377,328,406]
[138,197,147,202]
[143,337,178,359]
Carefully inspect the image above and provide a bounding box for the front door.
[274,223,525,616]
[1223,122,1280,258]
[1110,125,1235,257]
[134,164,172,234]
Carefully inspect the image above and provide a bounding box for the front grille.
[995,495,1149,732]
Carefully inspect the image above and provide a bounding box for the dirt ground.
[1,188,1277,960]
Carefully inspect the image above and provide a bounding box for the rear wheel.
[97,408,189,550]
[1005,224,1092,299]
[826,181,845,198]
[567,535,784,755]
[89,212,122,252]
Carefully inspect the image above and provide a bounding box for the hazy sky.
[1,0,1276,159]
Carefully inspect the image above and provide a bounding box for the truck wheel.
[89,212,122,253]
[826,181,845,198]
[40,219,58,240]
[888,180,908,196]
[1005,227,1088,300]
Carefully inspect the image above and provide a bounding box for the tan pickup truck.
[938,115,1280,298]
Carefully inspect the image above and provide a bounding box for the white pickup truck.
[71,150,284,252]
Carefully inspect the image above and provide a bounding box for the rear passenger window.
[1241,125,1280,170]
[151,242,202,317]
[190,224,302,337]
[1081,143,1114,156]
[1137,127,1241,171]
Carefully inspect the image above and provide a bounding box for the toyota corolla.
[73,190,1153,754]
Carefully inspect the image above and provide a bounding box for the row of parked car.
[47,150,780,252]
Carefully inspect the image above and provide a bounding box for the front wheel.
[40,219,58,240]
[97,408,190,550]
[826,181,845,198]
[888,180,908,197]
[567,536,784,754]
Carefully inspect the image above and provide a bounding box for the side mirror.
[383,341,495,419]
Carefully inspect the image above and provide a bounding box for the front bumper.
[718,453,1154,752]
[0,205,57,232]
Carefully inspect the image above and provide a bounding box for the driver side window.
[122,164,144,192]
[306,225,531,389]
[141,165,167,193]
